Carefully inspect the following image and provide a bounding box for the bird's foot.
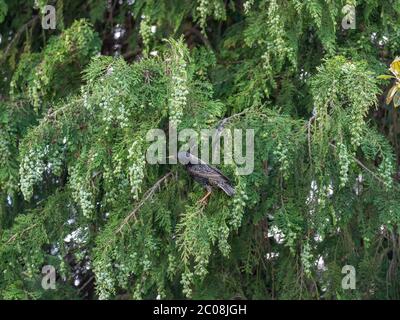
[198,191,211,206]
[198,198,208,206]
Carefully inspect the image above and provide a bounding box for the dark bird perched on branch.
[176,151,235,204]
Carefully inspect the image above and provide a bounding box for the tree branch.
[116,172,174,234]
[6,223,39,244]
[1,15,40,64]
[308,114,316,163]
[328,142,392,187]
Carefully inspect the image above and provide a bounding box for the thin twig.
[216,109,249,129]
[307,115,316,163]
[6,223,39,244]
[1,15,39,63]
[211,109,249,152]
[328,142,391,187]
[306,115,392,187]
[116,172,173,234]
[78,275,95,293]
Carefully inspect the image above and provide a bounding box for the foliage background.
[1,0,400,299]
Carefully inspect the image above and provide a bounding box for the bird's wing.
[188,164,231,183]
[195,158,232,182]
[208,166,232,183]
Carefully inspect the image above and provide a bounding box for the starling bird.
[176,151,235,204]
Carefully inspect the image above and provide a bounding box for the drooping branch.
[1,15,39,64]
[6,223,38,244]
[328,142,395,188]
[116,172,174,234]
[211,109,249,154]
[307,114,316,163]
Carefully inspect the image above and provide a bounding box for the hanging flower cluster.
[19,143,64,200]
[47,148,63,177]
[98,92,130,131]
[139,15,153,56]
[0,128,11,165]
[9,20,101,113]
[338,142,350,188]
[167,252,177,279]
[243,0,255,14]
[216,223,230,257]
[273,142,290,180]
[197,0,210,32]
[19,147,46,200]
[229,181,248,229]
[99,95,114,130]
[265,0,295,65]
[300,241,313,277]
[94,263,116,300]
[180,269,194,298]
[349,110,365,149]
[168,40,189,127]
[378,157,394,189]
[103,159,130,206]
[196,0,226,32]
[69,166,95,218]
[127,140,146,200]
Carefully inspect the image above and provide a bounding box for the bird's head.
[177,151,200,165]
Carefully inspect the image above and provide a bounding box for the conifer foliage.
[1,0,400,299]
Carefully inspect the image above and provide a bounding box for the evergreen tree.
[1,0,400,300]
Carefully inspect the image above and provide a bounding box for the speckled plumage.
[177,151,235,197]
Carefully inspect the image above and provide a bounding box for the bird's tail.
[219,182,235,196]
